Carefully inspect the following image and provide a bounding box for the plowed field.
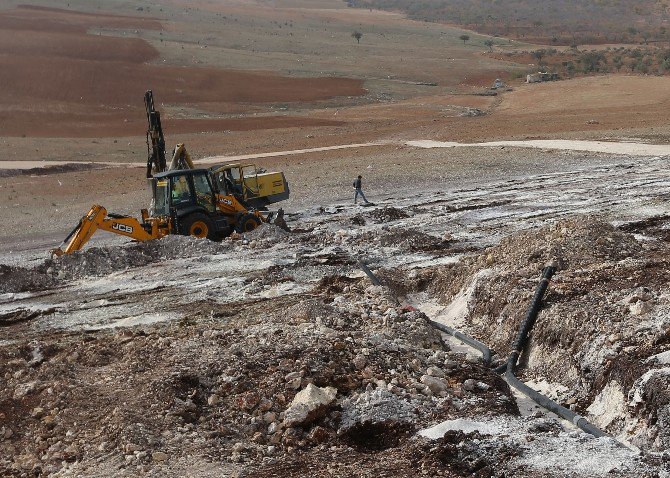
[0,5,364,138]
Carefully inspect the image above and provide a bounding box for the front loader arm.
[51,205,159,256]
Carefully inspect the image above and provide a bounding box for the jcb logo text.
[112,223,134,234]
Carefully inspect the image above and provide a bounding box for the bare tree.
[459,34,470,44]
[352,31,363,44]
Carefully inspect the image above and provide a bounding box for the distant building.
[526,72,559,83]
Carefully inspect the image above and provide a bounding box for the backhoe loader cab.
[210,163,290,210]
[152,169,230,240]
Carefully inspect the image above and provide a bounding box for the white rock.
[587,381,627,428]
[283,384,337,427]
[630,301,652,316]
[13,381,38,400]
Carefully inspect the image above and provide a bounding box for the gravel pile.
[0,264,54,294]
[38,236,231,280]
[367,207,409,223]
[0,235,235,291]
[243,223,291,244]
[378,228,449,252]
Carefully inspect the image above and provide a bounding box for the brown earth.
[0,5,365,138]
[4,0,670,240]
[3,2,670,477]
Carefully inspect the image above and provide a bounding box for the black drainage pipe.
[357,260,382,286]
[429,320,491,365]
[357,260,615,442]
[498,264,612,441]
[503,370,609,438]
[506,265,556,373]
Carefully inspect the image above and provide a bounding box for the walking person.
[353,175,370,204]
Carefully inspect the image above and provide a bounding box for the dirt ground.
[3,1,670,476]
[3,1,670,156]
[3,154,670,475]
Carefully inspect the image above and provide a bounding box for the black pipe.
[503,370,609,438]
[498,264,614,442]
[506,265,556,373]
[357,260,382,286]
[429,319,491,365]
[356,259,616,442]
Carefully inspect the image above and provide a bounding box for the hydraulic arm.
[145,90,167,178]
[51,205,169,257]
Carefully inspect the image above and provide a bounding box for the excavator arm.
[51,205,166,257]
[145,90,167,178]
[168,143,195,171]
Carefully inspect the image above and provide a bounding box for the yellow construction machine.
[210,162,290,211]
[51,91,290,256]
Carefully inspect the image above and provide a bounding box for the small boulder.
[421,375,448,394]
[338,388,415,437]
[630,301,652,316]
[283,384,337,428]
[152,451,169,462]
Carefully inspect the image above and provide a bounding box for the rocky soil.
[428,217,670,455]
[4,150,670,476]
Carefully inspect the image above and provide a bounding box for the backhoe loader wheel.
[236,213,262,233]
[180,213,217,241]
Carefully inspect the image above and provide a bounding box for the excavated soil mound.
[482,217,641,273]
[0,236,232,293]
[367,207,410,223]
[0,265,54,294]
[429,216,670,451]
[40,236,231,281]
[243,223,290,244]
[378,228,450,252]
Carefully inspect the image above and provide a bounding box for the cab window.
[153,179,170,216]
[192,174,216,212]
[171,175,192,205]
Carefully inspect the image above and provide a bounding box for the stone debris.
[40,235,231,281]
[420,374,449,394]
[0,264,54,294]
[338,388,417,437]
[1,206,670,476]
[367,206,409,223]
[283,384,337,428]
[242,223,290,244]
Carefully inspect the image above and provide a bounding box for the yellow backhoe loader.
[51,91,290,255]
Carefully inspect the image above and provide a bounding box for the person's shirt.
[354,178,362,189]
